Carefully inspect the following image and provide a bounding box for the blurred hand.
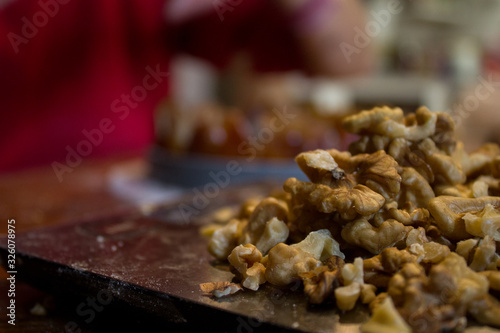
[164,0,214,24]
[276,0,374,77]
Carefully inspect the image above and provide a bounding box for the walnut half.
[428,196,500,241]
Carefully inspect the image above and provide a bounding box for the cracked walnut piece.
[228,244,266,291]
[265,229,344,286]
[397,167,435,208]
[456,236,499,271]
[428,196,500,241]
[342,106,437,141]
[207,219,243,260]
[335,257,377,311]
[344,106,467,190]
[200,281,243,297]
[453,141,500,177]
[285,149,403,220]
[300,256,344,304]
[341,218,411,254]
[463,203,500,241]
[363,247,419,288]
[284,177,385,219]
[361,296,411,333]
[207,197,289,260]
[238,197,289,254]
[387,259,471,333]
[326,149,402,200]
[416,138,465,186]
[295,149,344,185]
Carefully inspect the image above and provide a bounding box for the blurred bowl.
[148,145,306,188]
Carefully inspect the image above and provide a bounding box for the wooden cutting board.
[0,183,366,332]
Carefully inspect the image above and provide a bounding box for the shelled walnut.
[203,106,500,331]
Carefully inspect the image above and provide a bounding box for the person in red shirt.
[0,0,372,176]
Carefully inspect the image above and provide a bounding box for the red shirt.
[0,0,304,172]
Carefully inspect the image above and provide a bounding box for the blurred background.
[153,0,500,187]
[1,0,500,177]
[164,0,500,153]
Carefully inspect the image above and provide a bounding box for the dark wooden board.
[0,183,367,332]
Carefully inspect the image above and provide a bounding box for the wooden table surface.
[0,154,184,332]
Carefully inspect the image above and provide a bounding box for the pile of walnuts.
[203,106,500,332]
